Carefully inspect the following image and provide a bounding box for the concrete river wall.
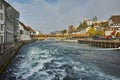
[0,40,33,74]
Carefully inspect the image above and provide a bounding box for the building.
[0,0,20,43]
[5,1,19,42]
[105,15,120,36]
[33,30,42,35]
[0,0,5,44]
[19,21,31,41]
[50,31,62,35]
[27,26,35,35]
[83,16,97,26]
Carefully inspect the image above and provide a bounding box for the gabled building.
[18,21,31,41]
[0,0,20,43]
[105,15,120,36]
[27,26,35,35]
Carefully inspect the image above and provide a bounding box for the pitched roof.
[27,26,35,32]
[19,21,29,31]
[110,15,120,24]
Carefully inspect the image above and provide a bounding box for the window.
[1,36,4,43]
[0,3,3,10]
[20,30,23,34]
[1,24,3,31]
[0,13,3,20]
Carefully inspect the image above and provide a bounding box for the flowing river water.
[0,41,120,80]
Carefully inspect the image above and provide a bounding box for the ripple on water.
[1,41,120,80]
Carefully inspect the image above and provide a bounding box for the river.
[0,41,120,80]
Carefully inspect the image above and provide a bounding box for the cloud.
[11,0,120,33]
[86,0,120,19]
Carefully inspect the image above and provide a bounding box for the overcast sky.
[6,0,120,33]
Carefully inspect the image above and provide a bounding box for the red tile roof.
[110,15,120,24]
[27,26,35,32]
[19,21,35,32]
[19,21,29,31]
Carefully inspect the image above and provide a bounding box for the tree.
[116,32,120,37]
[76,26,81,32]
[93,22,99,26]
[76,21,88,32]
[61,29,67,35]
[86,25,96,37]
[95,30,105,37]
[68,25,75,34]
[82,21,88,28]
[99,21,109,27]
[76,23,82,32]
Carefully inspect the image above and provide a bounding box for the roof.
[3,0,19,13]
[19,21,29,31]
[110,15,120,24]
[27,26,35,32]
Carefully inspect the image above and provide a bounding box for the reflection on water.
[0,41,120,80]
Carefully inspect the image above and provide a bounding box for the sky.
[6,0,120,33]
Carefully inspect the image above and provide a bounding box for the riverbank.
[78,39,120,48]
[0,40,34,75]
[1,41,120,80]
[61,39,78,43]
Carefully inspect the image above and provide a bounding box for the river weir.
[0,41,120,80]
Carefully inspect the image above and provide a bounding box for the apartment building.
[0,0,5,44]
[4,1,19,42]
[0,0,20,43]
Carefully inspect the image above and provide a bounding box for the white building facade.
[0,1,5,44]
[19,22,31,41]
[0,1,20,43]
[105,15,120,36]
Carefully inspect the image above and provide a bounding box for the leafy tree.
[61,29,67,35]
[99,21,109,27]
[95,30,105,37]
[116,32,120,37]
[76,23,82,32]
[76,26,81,32]
[93,22,99,26]
[68,25,75,34]
[76,21,88,32]
[86,25,96,37]
[79,21,88,28]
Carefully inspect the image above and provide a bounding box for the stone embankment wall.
[0,40,33,74]
[78,39,120,48]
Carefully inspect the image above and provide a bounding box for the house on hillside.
[77,17,108,38]
[105,15,120,37]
